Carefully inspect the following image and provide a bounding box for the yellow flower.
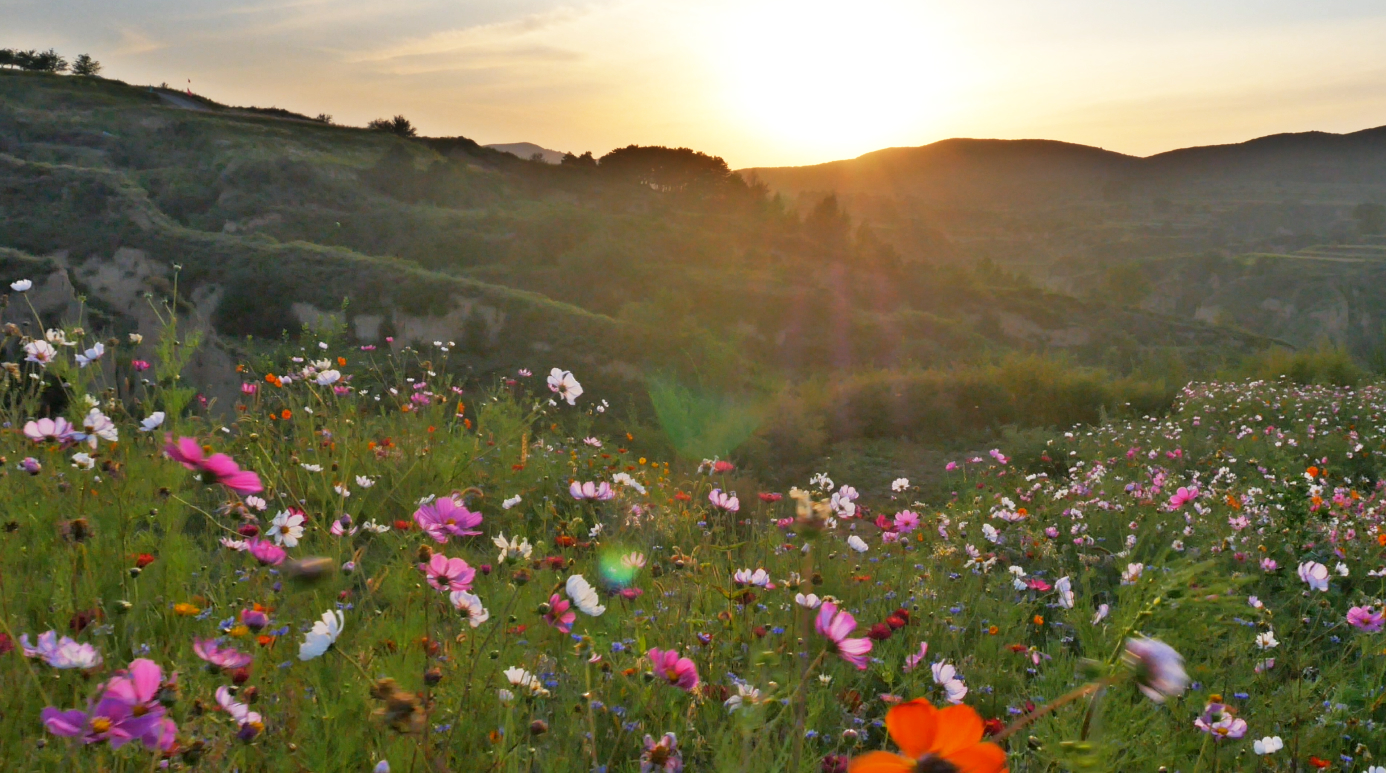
[173,603,201,617]
[229,624,250,638]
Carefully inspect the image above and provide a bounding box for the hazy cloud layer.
[5,0,1386,167]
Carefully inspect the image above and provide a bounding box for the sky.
[7,0,1386,168]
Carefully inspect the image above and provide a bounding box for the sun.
[712,0,962,161]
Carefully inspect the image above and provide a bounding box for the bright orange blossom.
[849,699,1007,773]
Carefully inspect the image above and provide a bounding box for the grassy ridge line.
[0,152,715,387]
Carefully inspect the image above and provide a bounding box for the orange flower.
[1307,466,1319,478]
[849,699,1007,773]
[337,356,346,366]
[1032,615,1044,626]
[1378,533,1386,547]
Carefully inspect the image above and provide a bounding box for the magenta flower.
[43,658,177,751]
[193,638,254,670]
[544,593,576,633]
[893,510,920,532]
[246,538,285,566]
[240,382,258,395]
[23,417,77,444]
[569,481,614,501]
[1348,606,1385,633]
[814,602,873,670]
[413,495,483,543]
[419,553,476,592]
[131,360,151,372]
[165,435,263,493]
[647,647,700,691]
[1167,486,1199,509]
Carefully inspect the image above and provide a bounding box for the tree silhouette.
[367,115,417,138]
[596,145,738,193]
[71,54,101,77]
[561,151,597,168]
[30,49,68,73]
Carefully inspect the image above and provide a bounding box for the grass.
[0,287,1382,771]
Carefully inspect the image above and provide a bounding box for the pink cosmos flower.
[193,638,254,670]
[647,647,699,691]
[945,461,958,471]
[814,602,873,670]
[21,630,103,669]
[1194,702,1247,740]
[1297,561,1330,592]
[413,495,483,543]
[570,481,614,501]
[164,435,263,494]
[1025,578,1053,592]
[419,553,475,592]
[1347,606,1385,633]
[903,641,929,673]
[42,658,177,750]
[893,510,920,532]
[246,538,285,566]
[24,417,78,444]
[544,593,576,633]
[131,360,152,372]
[708,489,740,512]
[1167,486,1198,509]
[240,382,258,395]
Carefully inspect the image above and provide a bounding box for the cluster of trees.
[368,115,417,137]
[0,49,101,76]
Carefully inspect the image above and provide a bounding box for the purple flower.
[1194,702,1247,740]
[1123,636,1188,703]
[413,495,483,543]
[43,659,176,750]
[1347,606,1385,633]
[21,630,103,669]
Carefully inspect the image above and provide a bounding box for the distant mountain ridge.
[740,126,1386,205]
[485,142,565,164]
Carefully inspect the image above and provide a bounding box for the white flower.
[245,495,267,511]
[1297,561,1329,591]
[24,340,56,366]
[361,520,390,533]
[128,333,143,344]
[1255,630,1279,650]
[931,661,967,704]
[315,370,341,386]
[298,609,344,660]
[334,483,351,497]
[1092,603,1110,624]
[724,683,763,713]
[449,590,490,627]
[138,412,165,432]
[612,472,646,495]
[809,472,834,492]
[355,475,375,488]
[1335,562,1350,577]
[981,523,1000,544]
[301,463,323,472]
[621,552,646,570]
[493,532,532,563]
[1121,563,1144,584]
[846,535,868,553]
[10,279,31,292]
[75,342,104,368]
[503,666,541,692]
[795,593,822,609]
[44,328,66,345]
[216,685,263,729]
[1055,576,1074,609]
[268,510,305,547]
[502,495,522,510]
[565,574,606,616]
[546,368,583,405]
[71,452,95,470]
[497,688,515,705]
[891,477,910,492]
[1253,736,1283,755]
[82,408,118,447]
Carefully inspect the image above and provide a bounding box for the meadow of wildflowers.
[2,281,1386,772]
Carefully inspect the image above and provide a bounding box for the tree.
[596,145,738,193]
[367,115,417,138]
[0,50,15,69]
[314,114,334,124]
[31,49,68,73]
[71,54,101,77]
[561,151,597,168]
[803,193,851,254]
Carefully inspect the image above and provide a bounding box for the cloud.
[352,7,586,65]
[114,27,165,56]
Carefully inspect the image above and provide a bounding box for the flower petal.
[885,699,939,759]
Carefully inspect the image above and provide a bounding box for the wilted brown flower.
[369,679,425,734]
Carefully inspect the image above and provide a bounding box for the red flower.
[1308,757,1331,769]
[134,553,156,568]
[759,492,783,503]
[868,623,894,641]
[393,519,412,531]
[885,615,908,630]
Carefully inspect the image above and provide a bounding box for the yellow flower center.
[90,717,113,733]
